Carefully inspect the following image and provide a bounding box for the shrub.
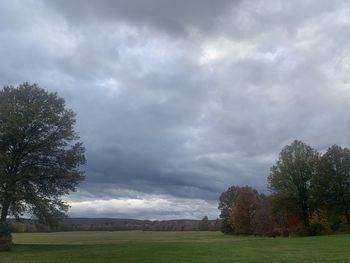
[282,228,290,237]
[292,227,310,237]
[272,227,290,237]
[330,217,342,232]
[0,223,12,251]
[307,223,325,236]
[337,223,350,234]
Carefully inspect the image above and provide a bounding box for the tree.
[218,185,241,234]
[0,83,85,225]
[229,186,260,235]
[0,222,12,251]
[313,145,350,224]
[253,194,275,236]
[269,192,301,231]
[268,140,318,227]
[199,216,210,231]
[219,185,275,236]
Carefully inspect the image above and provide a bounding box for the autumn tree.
[269,192,301,231]
[268,140,319,227]
[313,145,350,224]
[229,186,260,234]
[218,185,241,234]
[253,194,275,236]
[0,83,85,226]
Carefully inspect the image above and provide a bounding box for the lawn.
[1,231,349,262]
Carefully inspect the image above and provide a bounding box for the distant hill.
[9,217,222,232]
[62,217,145,225]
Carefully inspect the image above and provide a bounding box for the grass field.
[1,231,350,262]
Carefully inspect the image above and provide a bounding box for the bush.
[330,218,342,232]
[0,223,12,251]
[307,223,325,236]
[292,227,310,237]
[270,229,280,238]
[291,224,330,237]
[336,223,350,234]
[272,227,290,237]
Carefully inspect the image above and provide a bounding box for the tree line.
[219,140,350,236]
[9,218,221,233]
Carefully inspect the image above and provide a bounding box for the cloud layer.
[1,0,350,219]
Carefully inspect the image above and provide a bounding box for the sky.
[1,0,350,220]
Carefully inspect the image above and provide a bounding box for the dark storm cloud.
[47,0,237,36]
[1,0,350,218]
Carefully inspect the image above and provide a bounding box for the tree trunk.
[301,203,309,227]
[0,198,10,223]
[344,208,350,225]
[302,213,309,227]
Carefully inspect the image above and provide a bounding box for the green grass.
[1,231,350,262]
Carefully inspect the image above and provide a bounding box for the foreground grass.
[1,231,350,262]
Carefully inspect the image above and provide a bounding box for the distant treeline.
[10,217,221,233]
[219,141,350,237]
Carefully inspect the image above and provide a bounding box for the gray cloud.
[1,0,350,219]
[47,0,237,36]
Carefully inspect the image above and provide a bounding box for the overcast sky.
[1,0,350,220]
